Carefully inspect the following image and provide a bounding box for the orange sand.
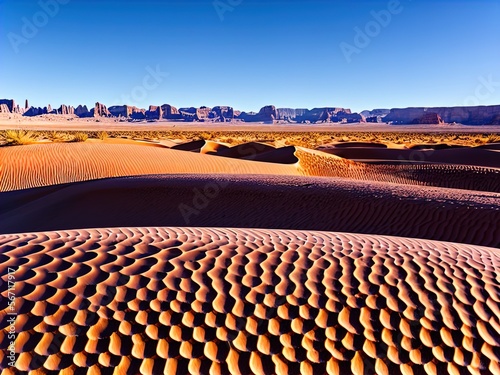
[1,228,500,374]
[2,142,500,193]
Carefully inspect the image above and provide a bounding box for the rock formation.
[108,105,146,119]
[25,99,29,110]
[179,107,212,122]
[0,99,15,112]
[23,107,49,117]
[93,102,112,117]
[491,114,500,125]
[276,108,308,121]
[384,105,500,125]
[295,107,350,123]
[366,116,380,123]
[360,109,390,118]
[161,104,182,120]
[145,105,163,120]
[331,110,366,124]
[210,106,234,122]
[411,112,444,125]
[7,97,500,126]
[238,105,278,123]
[57,105,75,115]
[75,105,91,118]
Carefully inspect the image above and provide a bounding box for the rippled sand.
[1,227,500,375]
[2,143,500,193]
[2,138,500,374]
[2,174,500,248]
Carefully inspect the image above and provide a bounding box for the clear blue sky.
[1,0,499,112]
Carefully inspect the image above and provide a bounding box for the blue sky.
[1,0,499,112]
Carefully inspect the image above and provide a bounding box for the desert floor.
[1,122,500,374]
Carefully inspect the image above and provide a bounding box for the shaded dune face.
[296,148,500,193]
[2,175,500,248]
[1,228,500,375]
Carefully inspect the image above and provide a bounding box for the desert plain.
[1,117,500,374]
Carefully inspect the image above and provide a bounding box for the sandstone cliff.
[108,105,146,119]
[411,113,444,125]
[179,107,212,122]
[0,99,15,112]
[295,108,352,123]
[24,106,50,116]
[276,108,308,121]
[146,106,162,120]
[210,106,234,122]
[75,105,91,118]
[93,102,112,117]
[161,104,182,120]
[384,105,500,125]
[57,105,74,115]
[238,105,277,123]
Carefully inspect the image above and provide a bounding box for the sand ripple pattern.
[296,148,500,193]
[1,228,500,375]
[0,144,298,192]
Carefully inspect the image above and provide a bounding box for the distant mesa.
[179,106,212,122]
[412,112,444,125]
[210,106,234,122]
[238,105,278,123]
[109,105,146,120]
[2,97,500,125]
[93,102,112,117]
[57,105,74,115]
[384,105,500,125]
[277,107,365,124]
[161,104,182,120]
[75,105,91,118]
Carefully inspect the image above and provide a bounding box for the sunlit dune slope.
[1,228,500,374]
[0,143,299,192]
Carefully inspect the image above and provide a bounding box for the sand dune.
[296,147,500,193]
[317,146,500,168]
[0,143,299,192]
[2,174,500,248]
[1,227,500,374]
[214,142,277,159]
[2,142,500,194]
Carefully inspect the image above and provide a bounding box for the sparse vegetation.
[1,129,500,148]
[97,131,108,140]
[3,130,37,145]
[47,131,72,143]
[72,132,88,142]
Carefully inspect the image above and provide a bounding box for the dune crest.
[0,143,299,192]
[2,174,500,247]
[295,147,500,193]
[1,227,500,374]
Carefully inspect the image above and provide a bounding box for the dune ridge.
[0,143,300,192]
[2,142,500,194]
[1,174,500,248]
[316,146,500,169]
[296,147,500,193]
[1,227,500,374]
